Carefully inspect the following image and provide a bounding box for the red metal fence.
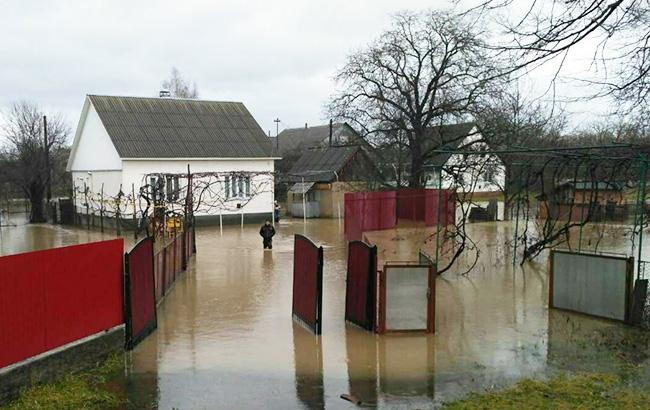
[153,227,196,304]
[0,239,124,369]
[424,189,456,226]
[124,237,157,350]
[397,189,427,221]
[345,189,456,240]
[345,241,378,331]
[292,234,324,334]
[345,191,397,240]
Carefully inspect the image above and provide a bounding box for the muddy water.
[0,215,135,256]
[120,219,648,409]
[2,218,648,408]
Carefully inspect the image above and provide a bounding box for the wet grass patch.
[442,373,650,409]
[1,353,125,410]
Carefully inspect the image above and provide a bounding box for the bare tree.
[328,10,505,188]
[1,102,69,222]
[466,0,650,117]
[475,85,567,218]
[162,67,199,98]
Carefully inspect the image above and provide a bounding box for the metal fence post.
[637,158,647,280]
[435,166,443,265]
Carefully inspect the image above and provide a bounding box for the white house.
[423,122,507,220]
[66,95,277,224]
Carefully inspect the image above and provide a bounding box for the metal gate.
[292,234,324,334]
[377,263,436,333]
[345,240,377,331]
[124,236,157,349]
[550,250,634,322]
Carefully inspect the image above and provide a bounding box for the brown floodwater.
[2,216,649,409]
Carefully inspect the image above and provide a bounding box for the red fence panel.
[345,241,378,331]
[165,244,173,293]
[425,190,456,227]
[397,189,427,221]
[345,191,397,240]
[0,239,124,369]
[125,237,157,349]
[154,250,164,302]
[175,236,183,277]
[292,234,324,334]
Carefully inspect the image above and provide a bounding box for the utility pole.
[274,118,281,152]
[43,115,51,203]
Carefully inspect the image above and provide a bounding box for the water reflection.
[345,325,378,405]
[292,322,324,410]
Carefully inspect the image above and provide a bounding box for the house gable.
[67,98,122,171]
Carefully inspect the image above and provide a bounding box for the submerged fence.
[345,191,397,241]
[0,239,124,369]
[345,189,456,241]
[153,227,196,304]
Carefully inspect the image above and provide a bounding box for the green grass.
[442,373,650,409]
[1,353,124,410]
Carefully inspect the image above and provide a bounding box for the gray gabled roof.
[274,123,359,155]
[424,122,478,166]
[287,145,360,182]
[87,95,273,158]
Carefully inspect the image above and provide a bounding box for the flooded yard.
[2,217,649,409]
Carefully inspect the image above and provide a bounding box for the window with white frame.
[225,174,251,199]
[165,175,180,200]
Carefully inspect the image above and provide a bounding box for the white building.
[423,122,506,220]
[66,95,277,224]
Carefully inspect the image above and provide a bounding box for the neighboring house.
[66,95,276,225]
[285,145,377,218]
[555,181,624,205]
[423,122,506,221]
[538,180,626,222]
[274,122,362,156]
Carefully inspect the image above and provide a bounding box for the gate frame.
[549,249,635,323]
[345,240,378,331]
[377,263,436,334]
[292,234,324,335]
[124,236,158,350]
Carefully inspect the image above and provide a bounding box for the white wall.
[68,101,122,172]
[71,170,123,213]
[121,159,275,216]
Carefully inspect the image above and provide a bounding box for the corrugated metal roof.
[88,95,273,158]
[287,146,360,182]
[424,122,477,166]
[288,181,316,194]
[274,123,360,155]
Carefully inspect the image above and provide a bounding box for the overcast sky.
[0,0,610,141]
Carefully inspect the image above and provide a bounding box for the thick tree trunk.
[409,138,424,188]
[28,182,46,223]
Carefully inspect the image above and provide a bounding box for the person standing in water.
[274,200,281,223]
[259,219,276,250]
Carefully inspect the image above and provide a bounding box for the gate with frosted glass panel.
[376,263,435,333]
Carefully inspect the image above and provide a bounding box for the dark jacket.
[259,224,275,240]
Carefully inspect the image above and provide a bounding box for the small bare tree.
[162,67,199,98]
[475,85,567,218]
[1,102,69,222]
[328,10,505,188]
